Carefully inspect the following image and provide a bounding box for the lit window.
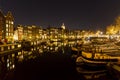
[11,21,13,24]
[6,28,8,31]
[6,33,8,36]
[6,24,8,27]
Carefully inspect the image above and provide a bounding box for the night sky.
[1,0,120,31]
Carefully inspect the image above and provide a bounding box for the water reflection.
[76,66,108,79]
[0,40,117,80]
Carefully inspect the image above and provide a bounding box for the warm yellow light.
[36,35,39,39]
[29,36,32,39]
[13,35,18,40]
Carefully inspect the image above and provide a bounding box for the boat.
[76,44,120,67]
[71,41,84,55]
[75,36,120,68]
[106,62,120,79]
[79,51,118,67]
[76,57,108,79]
[76,66,107,79]
[71,46,82,60]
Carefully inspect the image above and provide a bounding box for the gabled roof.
[0,9,5,17]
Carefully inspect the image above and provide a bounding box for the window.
[11,21,13,24]
[6,33,8,36]
[6,28,8,31]
[6,24,8,27]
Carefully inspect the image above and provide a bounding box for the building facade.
[5,11,14,42]
[0,10,5,40]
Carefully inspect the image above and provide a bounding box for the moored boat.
[76,64,107,79]
[107,62,120,79]
[75,36,120,68]
[76,51,119,67]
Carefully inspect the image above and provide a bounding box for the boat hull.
[107,63,120,79]
[76,55,118,68]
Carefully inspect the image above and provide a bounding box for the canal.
[1,41,118,80]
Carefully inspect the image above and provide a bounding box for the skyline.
[1,0,120,31]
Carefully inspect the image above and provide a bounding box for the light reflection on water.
[4,41,76,68]
[0,40,117,80]
[76,66,108,80]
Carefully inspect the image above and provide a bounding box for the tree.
[106,15,120,34]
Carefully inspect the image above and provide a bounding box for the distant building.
[22,26,28,40]
[61,23,65,30]
[15,24,23,41]
[15,25,43,41]
[32,25,40,40]
[0,10,5,40]
[5,11,14,42]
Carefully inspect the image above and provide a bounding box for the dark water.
[1,42,119,80]
[13,54,78,80]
